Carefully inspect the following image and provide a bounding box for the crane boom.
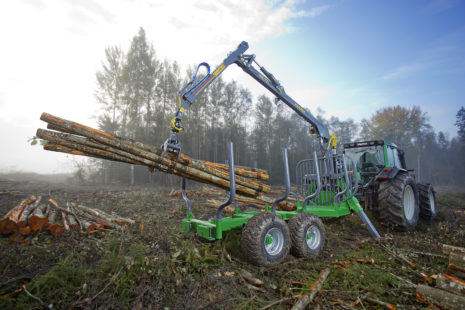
[163,41,333,154]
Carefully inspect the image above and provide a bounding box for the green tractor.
[343,140,436,231]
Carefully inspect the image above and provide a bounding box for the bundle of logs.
[416,244,465,309]
[0,195,134,245]
[204,186,299,214]
[36,113,295,211]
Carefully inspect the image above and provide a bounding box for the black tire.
[289,213,325,259]
[241,212,290,266]
[377,172,419,231]
[417,183,437,221]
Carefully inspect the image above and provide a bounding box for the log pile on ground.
[0,195,134,245]
[36,113,295,210]
[416,244,465,309]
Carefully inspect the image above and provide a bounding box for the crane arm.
[164,41,333,154]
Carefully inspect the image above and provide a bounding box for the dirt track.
[1,175,464,309]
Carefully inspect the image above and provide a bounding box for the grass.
[1,186,464,309]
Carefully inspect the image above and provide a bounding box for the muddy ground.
[0,174,464,309]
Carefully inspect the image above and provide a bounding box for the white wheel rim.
[429,190,436,214]
[264,227,284,256]
[403,185,415,221]
[306,225,321,250]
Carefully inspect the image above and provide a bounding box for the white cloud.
[294,5,332,18]
[381,63,424,80]
[0,0,331,173]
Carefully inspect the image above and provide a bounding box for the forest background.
[76,28,465,187]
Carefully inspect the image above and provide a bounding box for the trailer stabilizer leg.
[357,209,381,239]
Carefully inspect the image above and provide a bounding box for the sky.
[0,0,464,174]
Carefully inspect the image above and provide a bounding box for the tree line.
[78,28,465,187]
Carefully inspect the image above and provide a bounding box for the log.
[50,211,65,235]
[38,113,270,196]
[80,219,96,232]
[67,203,83,230]
[291,268,330,310]
[18,196,40,228]
[449,252,465,273]
[66,212,78,229]
[46,208,57,230]
[202,161,269,180]
[44,144,139,166]
[61,210,70,231]
[417,284,465,309]
[8,233,24,243]
[18,226,32,236]
[1,197,36,234]
[436,274,465,296]
[73,204,120,227]
[38,128,270,194]
[443,244,465,256]
[74,203,133,225]
[29,205,47,232]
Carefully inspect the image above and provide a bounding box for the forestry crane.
[163,41,337,155]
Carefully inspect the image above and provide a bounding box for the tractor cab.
[343,140,407,185]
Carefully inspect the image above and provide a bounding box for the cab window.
[387,147,396,167]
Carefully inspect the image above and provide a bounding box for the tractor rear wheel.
[378,172,419,231]
[417,183,437,221]
[241,212,290,266]
[289,213,325,259]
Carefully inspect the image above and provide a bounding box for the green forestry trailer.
[344,140,436,231]
[163,41,380,266]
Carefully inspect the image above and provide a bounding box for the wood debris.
[291,268,330,310]
[415,244,465,309]
[240,269,264,287]
[1,195,133,244]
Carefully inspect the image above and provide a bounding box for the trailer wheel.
[378,172,419,231]
[417,183,437,221]
[289,213,325,259]
[241,212,289,266]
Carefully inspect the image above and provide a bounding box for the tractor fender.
[376,167,406,180]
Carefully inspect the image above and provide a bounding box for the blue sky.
[0,0,464,173]
[253,0,465,135]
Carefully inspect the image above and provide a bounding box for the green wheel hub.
[264,227,285,256]
[265,235,273,245]
[305,225,321,250]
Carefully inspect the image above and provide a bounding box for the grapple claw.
[162,133,181,155]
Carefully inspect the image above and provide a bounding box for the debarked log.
[436,274,465,296]
[449,252,465,273]
[417,284,465,309]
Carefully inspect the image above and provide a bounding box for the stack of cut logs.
[204,186,298,213]
[36,113,295,211]
[416,244,465,309]
[0,195,134,245]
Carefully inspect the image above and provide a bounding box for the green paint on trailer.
[181,196,364,240]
